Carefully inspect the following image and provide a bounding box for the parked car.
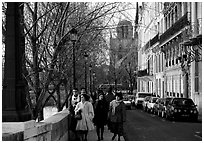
[123,96,132,110]
[165,98,198,121]
[157,97,172,117]
[142,96,152,111]
[127,94,135,107]
[146,97,159,113]
[135,92,153,108]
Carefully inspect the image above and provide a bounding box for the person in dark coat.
[105,86,115,104]
[108,92,126,141]
[68,95,78,140]
[93,91,109,141]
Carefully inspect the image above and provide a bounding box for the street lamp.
[89,64,92,97]
[70,28,78,89]
[84,52,88,92]
[92,71,96,94]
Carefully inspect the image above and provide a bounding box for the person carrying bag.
[75,93,95,141]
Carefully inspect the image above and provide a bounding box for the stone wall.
[2,109,69,141]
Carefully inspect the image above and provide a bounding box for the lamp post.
[70,28,78,89]
[92,72,96,93]
[84,52,88,92]
[89,64,92,97]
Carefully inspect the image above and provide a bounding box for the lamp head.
[70,28,78,42]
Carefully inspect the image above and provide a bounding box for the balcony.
[182,18,202,47]
[150,33,159,47]
[143,33,159,52]
[137,69,153,82]
[160,13,189,44]
[138,68,153,77]
[138,69,148,77]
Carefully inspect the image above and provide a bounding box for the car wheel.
[166,113,173,121]
[165,112,168,119]
[144,106,146,111]
[155,110,158,115]
[192,116,198,122]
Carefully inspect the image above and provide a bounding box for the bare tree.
[2,2,137,121]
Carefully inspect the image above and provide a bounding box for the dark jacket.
[93,99,109,126]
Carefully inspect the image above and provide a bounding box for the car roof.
[172,97,193,100]
[137,92,152,94]
[151,97,159,98]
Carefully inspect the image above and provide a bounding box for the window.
[175,5,178,22]
[121,25,129,39]
[121,26,125,38]
[195,49,199,92]
[125,25,128,38]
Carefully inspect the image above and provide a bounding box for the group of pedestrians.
[68,87,126,141]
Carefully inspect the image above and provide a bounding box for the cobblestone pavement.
[88,125,125,141]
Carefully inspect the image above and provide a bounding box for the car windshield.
[152,98,158,103]
[173,99,195,106]
[165,98,172,104]
[123,98,128,101]
[138,93,151,98]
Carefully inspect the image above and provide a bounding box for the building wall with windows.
[189,2,202,113]
[137,2,202,113]
[137,2,163,95]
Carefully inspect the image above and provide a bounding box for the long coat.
[93,99,109,126]
[108,100,126,135]
[75,101,95,131]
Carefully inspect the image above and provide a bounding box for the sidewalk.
[88,125,125,141]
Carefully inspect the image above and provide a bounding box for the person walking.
[71,88,80,108]
[105,87,115,104]
[108,92,126,141]
[93,91,109,141]
[75,93,95,141]
[68,89,80,140]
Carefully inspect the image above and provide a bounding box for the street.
[123,108,202,141]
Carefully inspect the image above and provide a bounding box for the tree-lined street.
[123,108,202,141]
[2,2,202,141]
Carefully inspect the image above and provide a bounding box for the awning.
[138,76,153,82]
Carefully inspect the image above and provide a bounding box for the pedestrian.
[105,87,115,129]
[105,86,115,104]
[108,92,126,141]
[93,91,109,141]
[69,88,81,140]
[75,93,95,141]
[71,88,80,108]
[80,87,93,103]
[68,95,78,140]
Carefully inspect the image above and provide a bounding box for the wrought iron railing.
[160,13,189,44]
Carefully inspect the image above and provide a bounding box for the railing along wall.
[2,109,69,141]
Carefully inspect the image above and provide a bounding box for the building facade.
[136,2,202,113]
[109,20,136,90]
[110,20,134,67]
